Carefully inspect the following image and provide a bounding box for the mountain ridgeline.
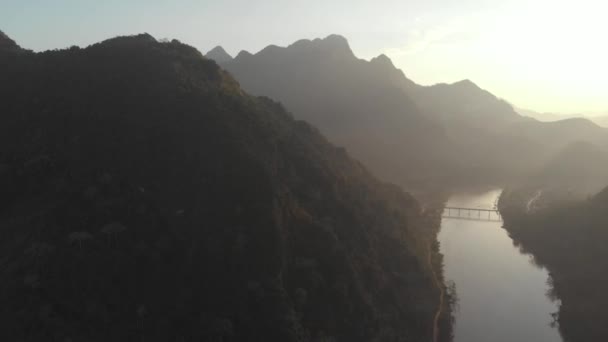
[211,35,450,192]
[208,35,608,194]
[518,108,608,128]
[0,33,450,341]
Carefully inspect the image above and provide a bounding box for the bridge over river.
[438,190,561,342]
[442,206,502,222]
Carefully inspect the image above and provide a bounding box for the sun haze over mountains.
[2,0,606,115]
[2,2,608,342]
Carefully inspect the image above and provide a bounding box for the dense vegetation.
[500,139,608,212]
[499,140,608,341]
[0,30,23,53]
[499,186,608,341]
[0,32,451,341]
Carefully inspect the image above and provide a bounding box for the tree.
[68,232,93,250]
[24,242,55,265]
[100,222,127,247]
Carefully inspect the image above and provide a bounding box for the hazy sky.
[2,0,606,114]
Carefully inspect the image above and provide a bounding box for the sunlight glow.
[386,0,608,113]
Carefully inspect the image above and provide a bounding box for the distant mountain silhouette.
[487,118,608,211]
[539,141,608,195]
[409,79,523,129]
[516,108,581,122]
[205,45,232,64]
[512,141,608,203]
[213,35,608,192]
[217,35,455,192]
[589,114,608,128]
[510,117,608,152]
[0,33,447,342]
[517,108,608,129]
[215,35,526,189]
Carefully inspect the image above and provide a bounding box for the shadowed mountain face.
[218,35,452,192]
[213,35,608,192]
[0,33,445,342]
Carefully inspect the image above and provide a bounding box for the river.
[438,189,562,342]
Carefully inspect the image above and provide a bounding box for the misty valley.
[1,6,608,342]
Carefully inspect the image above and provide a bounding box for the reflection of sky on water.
[439,190,562,342]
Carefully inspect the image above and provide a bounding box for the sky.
[2,0,606,114]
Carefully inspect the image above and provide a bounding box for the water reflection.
[438,189,562,342]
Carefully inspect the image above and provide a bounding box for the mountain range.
[518,108,608,128]
[207,35,608,194]
[210,35,450,193]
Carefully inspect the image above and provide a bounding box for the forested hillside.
[499,187,608,342]
[0,32,450,342]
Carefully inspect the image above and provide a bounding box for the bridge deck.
[444,207,498,212]
[442,207,502,222]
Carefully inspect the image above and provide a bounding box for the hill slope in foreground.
[0,33,448,342]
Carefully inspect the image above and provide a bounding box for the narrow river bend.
[438,189,562,342]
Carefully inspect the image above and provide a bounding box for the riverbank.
[499,189,608,341]
[429,236,453,342]
[442,190,561,342]
[417,198,454,342]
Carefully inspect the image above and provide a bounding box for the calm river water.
[438,189,563,342]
